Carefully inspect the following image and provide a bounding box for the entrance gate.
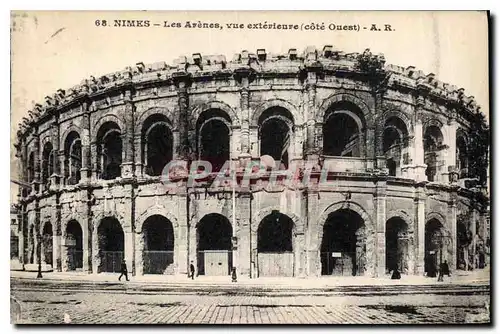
[198,250,232,276]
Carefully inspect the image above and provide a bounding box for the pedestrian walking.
[391,266,401,280]
[438,260,450,282]
[118,259,129,281]
[231,267,237,283]
[190,261,195,280]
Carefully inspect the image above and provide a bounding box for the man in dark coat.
[391,266,401,280]
[438,260,450,282]
[190,262,195,280]
[119,259,129,281]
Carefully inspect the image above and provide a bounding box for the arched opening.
[323,103,364,157]
[142,115,173,176]
[65,220,83,271]
[424,218,445,277]
[257,211,294,277]
[197,109,231,173]
[424,125,444,182]
[97,217,124,273]
[320,209,366,276]
[142,215,175,274]
[41,222,53,266]
[96,122,122,180]
[385,217,409,274]
[259,107,293,169]
[197,214,232,276]
[41,142,54,188]
[383,117,408,177]
[64,131,82,185]
[456,135,468,179]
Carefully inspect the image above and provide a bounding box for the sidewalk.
[11,267,490,289]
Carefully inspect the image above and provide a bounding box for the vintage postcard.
[10,10,490,325]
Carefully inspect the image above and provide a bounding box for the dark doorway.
[66,220,83,271]
[257,212,294,277]
[320,209,365,276]
[143,115,173,176]
[97,122,122,180]
[42,222,53,266]
[197,109,231,173]
[197,214,232,275]
[142,215,175,274]
[97,217,124,273]
[425,218,445,277]
[323,112,360,157]
[385,218,409,274]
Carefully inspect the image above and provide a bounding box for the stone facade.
[13,46,489,278]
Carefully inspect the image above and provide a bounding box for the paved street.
[11,278,490,324]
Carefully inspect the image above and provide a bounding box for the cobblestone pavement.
[11,285,490,324]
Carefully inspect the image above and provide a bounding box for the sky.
[9,10,489,202]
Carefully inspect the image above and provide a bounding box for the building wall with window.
[14,46,489,278]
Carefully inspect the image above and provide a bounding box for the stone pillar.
[375,181,387,277]
[471,209,477,270]
[442,115,458,182]
[33,133,41,194]
[413,97,427,181]
[124,229,134,275]
[17,207,25,266]
[237,72,251,161]
[134,232,143,276]
[188,208,197,275]
[306,190,320,277]
[295,233,306,278]
[121,91,135,179]
[91,224,99,274]
[415,187,426,275]
[174,74,191,160]
[448,196,458,271]
[34,206,41,266]
[90,142,98,181]
[134,134,143,178]
[304,72,318,159]
[49,122,61,190]
[80,104,91,183]
[59,151,66,186]
[53,204,62,271]
[176,195,189,276]
[82,218,91,273]
[236,194,251,277]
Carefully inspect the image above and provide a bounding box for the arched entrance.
[197,214,232,276]
[385,217,409,274]
[258,108,294,169]
[66,220,83,271]
[142,114,173,176]
[425,218,445,277]
[96,122,122,180]
[97,217,124,273]
[320,209,366,276]
[41,222,53,266]
[142,215,175,274]
[257,211,294,277]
